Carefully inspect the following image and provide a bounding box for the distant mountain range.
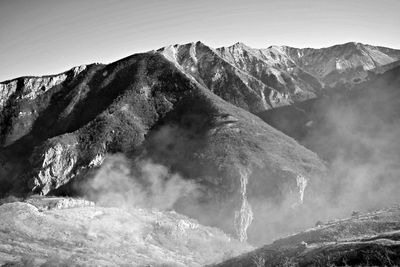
[1,41,400,247]
[159,41,400,111]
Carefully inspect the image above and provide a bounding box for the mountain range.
[1,41,400,265]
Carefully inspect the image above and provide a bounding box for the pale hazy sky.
[1,0,399,81]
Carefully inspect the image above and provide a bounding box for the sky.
[0,0,399,81]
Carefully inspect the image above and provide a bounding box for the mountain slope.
[158,42,284,113]
[0,49,326,244]
[1,41,398,245]
[0,197,250,266]
[158,41,400,114]
[216,43,322,101]
[284,42,400,86]
[214,205,400,267]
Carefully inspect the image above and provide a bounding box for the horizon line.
[1,40,398,83]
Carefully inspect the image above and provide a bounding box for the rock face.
[29,137,79,194]
[0,65,88,147]
[0,41,399,244]
[214,205,400,267]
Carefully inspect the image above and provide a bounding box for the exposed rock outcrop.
[29,137,79,194]
[0,65,87,112]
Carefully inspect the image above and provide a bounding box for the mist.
[80,154,200,211]
[311,78,400,211]
[234,70,400,245]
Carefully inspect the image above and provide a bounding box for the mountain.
[0,41,399,248]
[157,41,400,113]
[0,49,325,245]
[158,42,290,113]
[214,205,400,266]
[284,42,400,86]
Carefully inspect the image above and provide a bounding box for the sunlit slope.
[0,197,250,266]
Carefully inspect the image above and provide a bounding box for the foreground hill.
[0,196,250,266]
[215,204,400,266]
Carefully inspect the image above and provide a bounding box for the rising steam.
[81,154,199,210]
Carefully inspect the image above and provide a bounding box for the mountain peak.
[335,41,365,50]
[233,41,247,47]
[221,42,252,51]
